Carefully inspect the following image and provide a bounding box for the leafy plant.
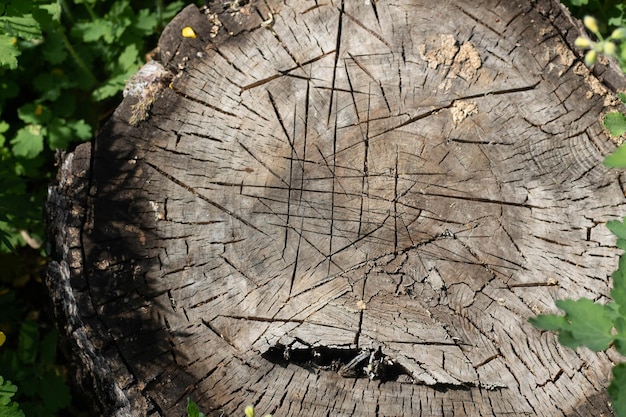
[530,217,626,416]
[0,332,25,417]
[0,320,71,416]
[0,0,189,253]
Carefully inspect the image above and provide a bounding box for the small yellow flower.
[603,41,617,55]
[182,27,197,39]
[611,28,626,40]
[583,16,599,34]
[0,331,6,347]
[245,405,255,417]
[574,37,592,49]
[584,49,597,67]
[35,104,43,116]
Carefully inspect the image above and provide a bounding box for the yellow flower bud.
[0,331,5,347]
[584,16,599,34]
[584,49,597,67]
[182,27,197,39]
[575,37,592,49]
[611,28,626,40]
[245,405,255,417]
[604,41,617,55]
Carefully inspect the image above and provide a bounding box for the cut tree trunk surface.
[46,1,626,416]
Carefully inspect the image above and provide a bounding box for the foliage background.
[0,0,199,415]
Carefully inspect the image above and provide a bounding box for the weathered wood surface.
[46,1,626,416]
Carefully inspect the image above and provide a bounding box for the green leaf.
[612,256,626,316]
[17,103,51,124]
[10,125,45,158]
[38,371,71,412]
[73,20,112,43]
[618,92,626,104]
[531,299,616,351]
[557,298,615,350]
[134,9,159,36]
[0,401,25,417]
[609,363,626,417]
[608,217,626,250]
[528,313,568,331]
[0,34,19,69]
[0,15,42,40]
[0,376,17,406]
[186,398,206,417]
[605,144,626,168]
[0,121,8,147]
[39,329,57,365]
[118,43,140,72]
[41,31,67,65]
[69,119,92,141]
[47,118,71,150]
[17,320,39,364]
[605,112,626,137]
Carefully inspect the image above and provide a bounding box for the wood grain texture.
[46,1,626,415]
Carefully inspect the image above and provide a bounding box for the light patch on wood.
[356,300,366,310]
[418,34,458,69]
[546,41,575,76]
[419,34,482,92]
[452,42,482,80]
[450,100,478,124]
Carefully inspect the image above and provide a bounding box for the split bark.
[46,1,626,415]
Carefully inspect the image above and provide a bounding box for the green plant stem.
[58,0,74,24]
[56,28,97,85]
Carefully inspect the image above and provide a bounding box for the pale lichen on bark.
[123,60,172,126]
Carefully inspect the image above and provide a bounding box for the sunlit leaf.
[605,112,626,137]
[0,33,20,69]
[10,125,45,159]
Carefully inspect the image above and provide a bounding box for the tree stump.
[46,1,626,416]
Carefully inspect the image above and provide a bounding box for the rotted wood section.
[46,1,626,416]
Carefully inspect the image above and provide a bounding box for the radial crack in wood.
[46,0,626,416]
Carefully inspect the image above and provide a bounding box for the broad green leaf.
[47,118,71,150]
[38,371,71,411]
[134,8,159,36]
[69,119,92,141]
[618,92,626,104]
[612,255,626,315]
[556,298,615,350]
[118,43,139,71]
[17,103,51,124]
[186,398,206,417]
[605,144,626,168]
[10,125,44,158]
[41,31,67,64]
[73,20,112,43]
[0,121,8,147]
[39,329,57,365]
[613,316,626,356]
[17,319,39,364]
[0,15,42,40]
[0,34,19,69]
[162,1,186,21]
[0,376,17,406]
[605,112,626,137]
[608,218,626,240]
[609,363,626,417]
[528,313,568,331]
[0,401,26,417]
[608,217,626,250]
